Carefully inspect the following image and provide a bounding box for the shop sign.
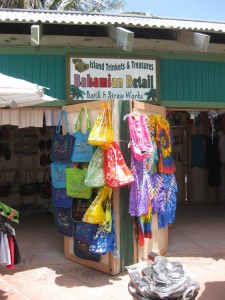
[67,56,159,103]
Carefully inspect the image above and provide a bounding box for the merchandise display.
[125,109,178,245]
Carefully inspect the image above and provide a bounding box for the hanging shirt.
[191,134,206,168]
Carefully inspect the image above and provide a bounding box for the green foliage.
[144,88,158,102]
[70,85,86,100]
[0,0,125,12]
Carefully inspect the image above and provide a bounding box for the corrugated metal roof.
[0,8,225,33]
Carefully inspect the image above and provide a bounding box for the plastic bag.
[88,102,114,147]
[82,185,112,224]
[104,141,134,187]
[85,147,106,187]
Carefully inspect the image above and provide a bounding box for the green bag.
[65,165,93,199]
[85,147,106,187]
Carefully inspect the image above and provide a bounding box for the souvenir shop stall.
[49,99,177,275]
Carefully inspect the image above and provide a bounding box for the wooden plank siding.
[160,59,225,108]
[0,54,66,100]
[1,54,225,108]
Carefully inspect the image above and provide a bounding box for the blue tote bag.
[89,210,120,258]
[71,107,94,162]
[52,186,73,208]
[51,161,73,188]
[54,206,74,237]
[50,110,75,163]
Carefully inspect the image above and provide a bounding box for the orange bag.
[88,102,114,147]
[104,141,134,188]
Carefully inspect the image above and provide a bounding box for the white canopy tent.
[0,73,58,108]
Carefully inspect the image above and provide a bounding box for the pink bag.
[126,112,153,161]
[104,141,134,187]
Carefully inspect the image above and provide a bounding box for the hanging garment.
[0,232,11,266]
[125,111,153,161]
[18,109,44,128]
[45,110,61,126]
[10,110,20,126]
[129,153,149,217]
[206,136,221,188]
[218,133,225,164]
[1,110,10,125]
[147,173,166,214]
[191,134,206,168]
[145,115,158,174]
[6,235,14,269]
[155,115,175,174]
[137,204,152,247]
[158,173,178,229]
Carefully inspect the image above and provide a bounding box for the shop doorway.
[168,109,225,205]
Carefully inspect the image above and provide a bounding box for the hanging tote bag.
[50,110,75,162]
[71,107,94,162]
[82,185,112,224]
[85,147,106,187]
[71,189,98,222]
[73,222,100,262]
[52,186,73,208]
[89,210,120,258]
[40,168,52,199]
[54,206,74,237]
[125,111,153,161]
[51,161,73,188]
[71,198,93,222]
[88,102,114,148]
[65,164,93,199]
[104,141,134,188]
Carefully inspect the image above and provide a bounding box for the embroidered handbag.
[51,161,73,188]
[50,110,75,162]
[89,210,120,258]
[65,164,93,199]
[74,222,98,243]
[104,141,134,188]
[73,239,100,262]
[71,107,94,162]
[82,185,112,224]
[40,168,52,199]
[71,198,93,222]
[52,186,73,208]
[85,147,106,187]
[125,111,153,161]
[54,206,74,237]
[20,170,40,196]
[88,102,114,147]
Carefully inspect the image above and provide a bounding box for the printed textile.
[129,153,149,217]
[158,174,178,228]
[155,115,175,174]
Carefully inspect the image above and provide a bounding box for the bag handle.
[42,168,51,182]
[23,170,35,184]
[75,106,92,132]
[56,110,70,134]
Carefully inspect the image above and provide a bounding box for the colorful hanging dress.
[155,115,175,174]
[129,153,149,216]
[158,173,178,228]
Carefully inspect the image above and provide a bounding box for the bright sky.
[123,0,225,22]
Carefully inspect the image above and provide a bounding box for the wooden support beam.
[31,24,42,46]
[108,26,134,52]
[177,29,210,52]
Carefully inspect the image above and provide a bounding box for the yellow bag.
[82,185,112,224]
[88,102,114,147]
